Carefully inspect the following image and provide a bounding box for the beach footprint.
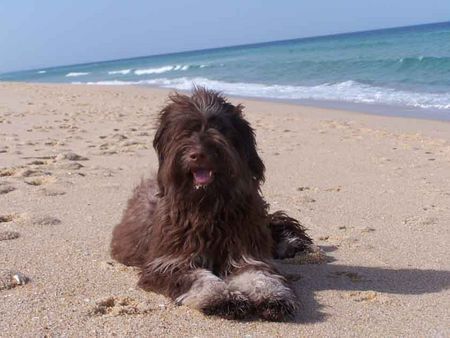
[32,215,62,226]
[39,187,66,196]
[0,167,16,177]
[0,214,16,223]
[341,291,397,305]
[24,176,56,186]
[0,231,20,241]
[278,245,329,265]
[0,185,16,195]
[89,296,155,316]
[330,271,365,283]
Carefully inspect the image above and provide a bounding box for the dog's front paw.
[202,291,252,320]
[175,278,227,309]
[256,298,297,321]
[175,273,252,319]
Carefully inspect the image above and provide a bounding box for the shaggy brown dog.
[111,88,313,321]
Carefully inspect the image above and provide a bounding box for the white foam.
[65,72,89,77]
[108,69,131,75]
[37,70,46,74]
[74,78,450,110]
[134,64,193,75]
[74,80,135,85]
[134,66,175,75]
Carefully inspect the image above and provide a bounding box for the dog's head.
[153,87,265,197]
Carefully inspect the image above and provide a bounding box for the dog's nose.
[189,150,205,161]
[189,150,203,161]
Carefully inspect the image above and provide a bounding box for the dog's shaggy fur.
[110,88,313,321]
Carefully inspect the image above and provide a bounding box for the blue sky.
[0,0,449,73]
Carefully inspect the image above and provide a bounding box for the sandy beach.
[1,82,449,337]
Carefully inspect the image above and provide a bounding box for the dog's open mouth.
[192,168,214,188]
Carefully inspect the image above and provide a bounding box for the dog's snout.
[189,149,205,162]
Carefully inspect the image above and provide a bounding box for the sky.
[0,0,449,73]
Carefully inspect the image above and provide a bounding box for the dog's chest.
[192,254,215,271]
[186,220,239,272]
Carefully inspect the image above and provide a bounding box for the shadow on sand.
[276,251,450,323]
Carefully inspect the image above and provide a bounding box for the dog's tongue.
[193,169,212,185]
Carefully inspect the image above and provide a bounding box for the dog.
[110,88,313,321]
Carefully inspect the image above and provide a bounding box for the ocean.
[1,21,450,120]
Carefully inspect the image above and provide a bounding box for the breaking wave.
[65,72,89,77]
[73,77,450,110]
[108,69,131,75]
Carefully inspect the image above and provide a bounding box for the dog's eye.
[209,122,228,134]
[207,116,229,134]
[215,125,226,134]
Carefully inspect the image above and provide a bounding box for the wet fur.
[111,88,312,320]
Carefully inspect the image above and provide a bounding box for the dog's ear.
[152,120,166,165]
[232,104,265,183]
[153,98,177,165]
[152,119,168,195]
[153,92,193,164]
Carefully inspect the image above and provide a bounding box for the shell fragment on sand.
[0,270,29,291]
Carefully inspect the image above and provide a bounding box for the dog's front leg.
[228,262,298,321]
[139,264,249,319]
[175,269,251,318]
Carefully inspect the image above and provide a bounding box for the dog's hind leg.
[228,261,298,321]
[268,211,313,259]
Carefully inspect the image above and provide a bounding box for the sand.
[0,82,449,337]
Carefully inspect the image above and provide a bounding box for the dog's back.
[110,178,159,267]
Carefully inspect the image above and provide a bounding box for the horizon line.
[1,19,448,75]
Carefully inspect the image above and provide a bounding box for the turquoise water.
[1,21,450,118]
